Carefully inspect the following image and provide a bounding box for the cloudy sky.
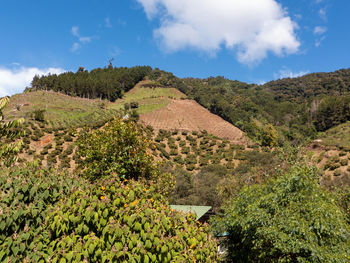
[0,0,349,96]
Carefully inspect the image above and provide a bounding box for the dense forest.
[29,66,152,102]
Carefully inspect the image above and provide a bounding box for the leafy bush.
[63,134,73,142]
[40,148,49,155]
[341,158,348,166]
[173,156,184,165]
[325,161,341,171]
[38,179,219,262]
[33,109,46,122]
[334,169,342,177]
[213,166,350,262]
[76,118,157,181]
[181,147,190,155]
[0,166,88,262]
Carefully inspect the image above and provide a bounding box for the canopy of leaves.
[0,166,89,262]
[76,118,156,181]
[39,178,220,262]
[213,166,350,263]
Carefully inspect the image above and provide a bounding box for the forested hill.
[29,66,350,143]
[262,68,350,102]
[147,68,350,143]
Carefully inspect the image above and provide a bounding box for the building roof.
[170,205,212,221]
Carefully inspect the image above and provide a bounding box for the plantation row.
[149,128,249,171]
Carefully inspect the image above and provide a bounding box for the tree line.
[29,66,152,102]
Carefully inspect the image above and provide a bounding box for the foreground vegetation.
[0,118,220,262]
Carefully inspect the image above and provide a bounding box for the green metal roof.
[170,205,212,221]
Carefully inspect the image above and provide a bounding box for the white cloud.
[71,42,81,52]
[314,26,327,35]
[71,26,79,37]
[105,17,112,28]
[274,68,309,79]
[0,66,65,97]
[136,0,300,64]
[315,35,326,47]
[70,26,93,52]
[319,8,327,21]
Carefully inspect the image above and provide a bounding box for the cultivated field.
[140,99,247,144]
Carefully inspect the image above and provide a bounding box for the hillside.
[2,67,350,262]
[262,68,350,102]
[140,99,246,144]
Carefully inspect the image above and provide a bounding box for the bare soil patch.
[140,99,247,144]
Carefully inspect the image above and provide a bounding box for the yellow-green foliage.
[76,118,156,181]
[40,179,220,262]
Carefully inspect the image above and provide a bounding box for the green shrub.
[33,109,46,122]
[181,147,190,155]
[43,143,52,150]
[169,144,178,150]
[40,148,49,155]
[63,134,73,142]
[213,166,350,262]
[334,169,342,177]
[27,149,35,155]
[325,161,341,170]
[341,159,348,166]
[38,179,219,262]
[173,156,184,165]
[234,150,247,161]
[56,139,64,146]
[170,149,178,156]
[339,151,347,157]
[76,118,157,181]
[199,157,209,166]
[186,164,196,171]
[179,140,186,147]
[0,166,88,261]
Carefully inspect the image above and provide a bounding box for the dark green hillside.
[263,68,350,102]
[148,68,350,144]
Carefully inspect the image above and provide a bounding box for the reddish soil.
[37,134,53,147]
[140,99,247,144]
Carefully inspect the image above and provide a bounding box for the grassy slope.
[4,84,185,128]
[318,121,350,148]
[108,84,186,114]
[304,122,350,186]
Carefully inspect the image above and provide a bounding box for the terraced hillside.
[6,82,249,173]
[307,122,350,186]
[140,99,247,144]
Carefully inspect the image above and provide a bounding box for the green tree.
[259,124,278,147]
[213,165,350,262]
[76,118,156,181]
[0,97,24,166]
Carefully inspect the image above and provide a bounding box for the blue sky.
[0,0,349,96]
